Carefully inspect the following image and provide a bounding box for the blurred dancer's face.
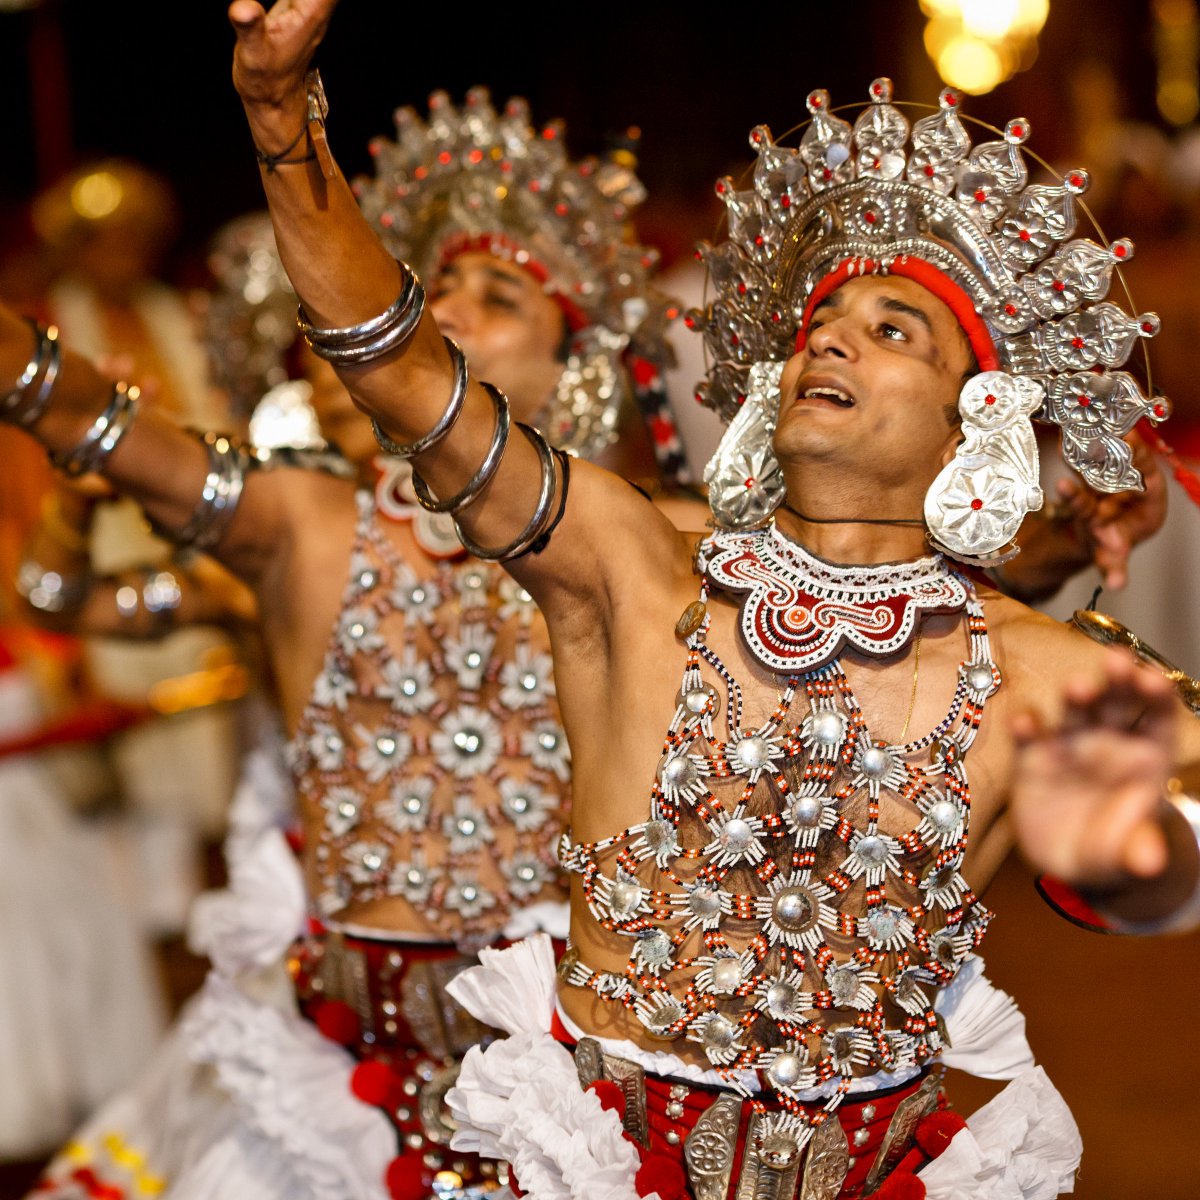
[429,252,568,423]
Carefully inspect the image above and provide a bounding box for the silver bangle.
[454,424,559,562]
[297,263,426,365]
[410,382,511,515]
[3,322,62,427]
[167,433,250,551]
[52,381,140,477]
[16,558,89,614]
[370,336,468,458]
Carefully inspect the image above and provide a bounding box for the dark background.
[0,0,1165,274]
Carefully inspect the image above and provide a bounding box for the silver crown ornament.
[691,79,1170,555]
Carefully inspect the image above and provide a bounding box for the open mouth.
[798,385,855,408]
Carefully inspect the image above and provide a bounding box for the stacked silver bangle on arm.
[298,258,569,562]
[3,320,253,557]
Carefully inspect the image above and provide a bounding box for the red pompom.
[385,1151,431,1200]
[872,1171,926,1199]
[350,1060,401,1108]
[635,1154,687,1200]
[313,999,361,1045]
[587,1079,627,1118]
[915,1110,968,1159]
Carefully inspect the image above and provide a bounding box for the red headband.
[795,255,1000,373]
[437,232,591,333]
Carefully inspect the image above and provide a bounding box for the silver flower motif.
[354,724,412,783]
[504,854,551,900]
[441,797,496,854]
[443,622,496,690]
[499,649,556,710]
[497,777,554,832]
[336,606,386,656]
[444,872,496,920]
[343,839,391,884]
[432,706,503,778]
[389,775,436,834]
[391,566,442,624]
[379,648,437,715]
[522,720,570,781]
[321,786,363,837]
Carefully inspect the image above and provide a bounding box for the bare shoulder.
[982,585,1115,702]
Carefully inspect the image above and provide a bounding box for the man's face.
[428,251,569,424]
[775,274,972,491]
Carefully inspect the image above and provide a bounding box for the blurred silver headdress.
[354,87,680,463]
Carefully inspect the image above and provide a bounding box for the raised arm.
[0,308,286,584]
[228,0,684,625]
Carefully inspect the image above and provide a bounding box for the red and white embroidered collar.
[698,526,968,673]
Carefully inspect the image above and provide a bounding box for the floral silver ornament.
[924,371,1044,562]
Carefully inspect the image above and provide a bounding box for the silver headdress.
[354,87,678,462]
[693,79,1170,559]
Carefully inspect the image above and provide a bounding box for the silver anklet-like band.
[410,381,511,515]
[52,381,140,477]
[370,336,468,458]
[454,424,560,562]
[297,262,426,365]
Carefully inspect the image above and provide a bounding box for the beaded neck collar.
[697,525,969,674]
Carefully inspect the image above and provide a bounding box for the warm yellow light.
[923,15,959,58]
[961,0,1020,40]
[919,0,963,16]
[1159,76,1200,124]
[937,34,1007,94]
[1013,0,1050,34]
[70,171,124,220]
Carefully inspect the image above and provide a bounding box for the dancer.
[217,5,1200,1195]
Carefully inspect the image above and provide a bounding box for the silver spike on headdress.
[354,87,677,461]
[693,79,1170,555]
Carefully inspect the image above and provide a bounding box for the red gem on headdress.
[823,167,833,180]
[469,149,484,163]
[924,164,935,177]
[716,180,727,194]
[1068,173,1085,188]
[754,236,764,246]
[1052,280,1065,291]
[865,210,877,224]
[1011,123,1026,137]
[1141,321,1155,333]
[684,314,696,328]
[529,180,542,192]
[771,311,782,322]
[555,202,569,216]
[812,95,824,107]
[1018,228,1031,242]
[1004,303,1018,315]
[873,158,882,170]
[745,478,757,488]
[414,166,428,180]
[1154,402,1167,417]
[944,92,958,106]
[438,151,452,165]
[781,194,791,208]
[542,126,557,140]
[738,282,747,294]
[1077,394,1090,406]
[984,394,996,406]
[1113,243,1128,258]
[872,82,883,95]
[974,189,987,203]
[380,213,395,228]
[970,498,983,510]
[1071,336,1085,348]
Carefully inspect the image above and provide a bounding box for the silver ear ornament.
[924,370,1044,566]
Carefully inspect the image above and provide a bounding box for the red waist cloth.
[550,1012,941,1199]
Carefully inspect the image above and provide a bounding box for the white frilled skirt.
[0,750,165,1160]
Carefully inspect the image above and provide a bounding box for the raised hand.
[229,0,337,109]
[1009,649,1178,889]
[1051,432,1167,591]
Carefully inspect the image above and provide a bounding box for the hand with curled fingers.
[1009,649,1179,891]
